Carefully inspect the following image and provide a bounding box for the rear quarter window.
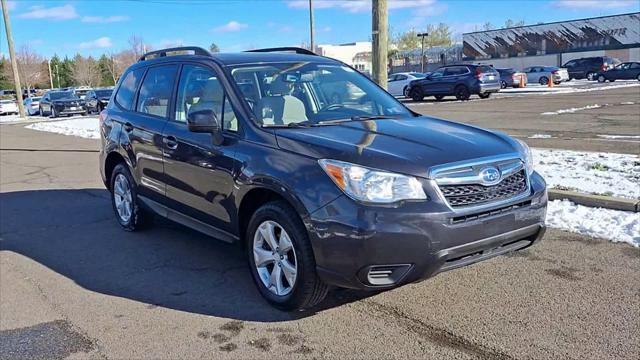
[477,65,494,73]
[115,68,145,110]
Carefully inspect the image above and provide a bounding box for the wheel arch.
[104,151,128,190]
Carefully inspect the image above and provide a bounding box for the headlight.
[319,159,427,203]
[515,139,533,174]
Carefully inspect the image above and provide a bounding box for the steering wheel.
[319,103,345,112]
[244,97,256,110]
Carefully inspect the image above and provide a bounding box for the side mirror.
[187,110,224,145]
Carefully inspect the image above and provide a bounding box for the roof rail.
[138,46,211,62]
[246,47,317,56]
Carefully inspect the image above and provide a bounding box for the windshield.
[50,91,75,100]
[228,62,411,126]
[95,90,113,97]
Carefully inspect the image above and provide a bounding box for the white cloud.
[78,37,113,49]
[552,0,638,9]
[81,15,130,23]
[3,1,18,11]
[212,21,248,33]
[17,4,78,20]
[287,0,438,13]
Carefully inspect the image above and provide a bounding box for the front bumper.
[54,104,86,115]
[308,171,547,290]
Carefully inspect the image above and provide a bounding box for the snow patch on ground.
[533,148,640,200]
[620,101,635,105]
[541,104,601,115]
[25,117,100,139]
[0,114,28,123]
[546,200,639,247]
[528,134,554,139]
[597,134,640,140]
[501,81,640,95]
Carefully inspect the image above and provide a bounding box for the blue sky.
[1,0,639,58]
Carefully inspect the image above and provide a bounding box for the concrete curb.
[548,189,639,212]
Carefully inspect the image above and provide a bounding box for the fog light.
[361,264,412,286]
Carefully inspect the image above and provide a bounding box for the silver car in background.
[523,66,570,85]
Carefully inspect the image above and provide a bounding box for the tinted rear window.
[115,68,145,110]
[477,65,494,73]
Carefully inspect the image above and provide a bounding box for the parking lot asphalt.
[405,84,640,155]
[1,87,639,359]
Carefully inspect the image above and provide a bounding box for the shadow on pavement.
[0,189,374,322]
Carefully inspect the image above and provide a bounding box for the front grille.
[440,170,528,208]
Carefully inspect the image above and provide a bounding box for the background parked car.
[0,99,18,115]
[496,68,527,88]
[39,90,87,118]
[523,66,569,85]
[23,96,42,116]
[85,88,113,113]
[408,64,500,101]
[72,87,92,100]
[596,62,640,82]
[387,72,427,96]
[562,56,621,81]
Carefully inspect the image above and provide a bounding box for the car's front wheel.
[246,201,328,311]
[110,163,152,231]
[50,107,57,118]
[597,75,606,83]
[539,76,549,85]
[402,86,409,97]
[586,72,596,81]
[39,106,44,117]
[409,88,424,102]
[500,80,507,89]
[478,92,491,99]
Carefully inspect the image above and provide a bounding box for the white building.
[317,42,372,71]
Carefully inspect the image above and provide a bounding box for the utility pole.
[371,0,388,88]
[1,0,25,117]
[309,0,315,53]
[417,32,428,73]
[47,59,53,89]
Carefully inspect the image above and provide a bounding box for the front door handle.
[163,135,178,150]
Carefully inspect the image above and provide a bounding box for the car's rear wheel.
[478,92,491,99]
[39,106,44,117]
[500,80,507,89]
[409,87,424,102]
[110,163,152,231]
[637,74,640,81]
[434,95,445,101]
[402,86,409,97]
[597,75,606,83]
[246,201,328,311]
[586,72,595,81]
[539,77,549,85]
[454,85,470,101]
[50,107,57,118]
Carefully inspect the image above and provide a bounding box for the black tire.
[110,163,152,231]
[454,85,470,101]
[402,86,409,97]
[539,77,549,85]
[500,80,507,89]
[39,106,44,117]
[478,92,491,99]
[586,72,595,81]
[597,75,606,83]
[637,74,640,81]
[50,107,57,118]
[434,95,445,101]
[410,88,424,102]
[246,201,328,311]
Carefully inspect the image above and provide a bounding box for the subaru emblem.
[479,167,501,185]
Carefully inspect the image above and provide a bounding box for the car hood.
[274,116,521,179]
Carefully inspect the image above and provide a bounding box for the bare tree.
[105,50,136,84]
[72,55,101,87]
[1,45,47,93]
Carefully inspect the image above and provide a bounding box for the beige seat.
[189,78,224,116]
[255,77,307,125]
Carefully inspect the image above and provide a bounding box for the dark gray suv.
[99,47,547,311]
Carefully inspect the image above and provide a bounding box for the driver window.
[430,68,445,78]
[175,65,238,132]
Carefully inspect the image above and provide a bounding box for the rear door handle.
[163,135,178,150]
[123,122,134,133]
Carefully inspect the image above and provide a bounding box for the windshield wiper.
[319,115,397,125]
[262,121,320,128]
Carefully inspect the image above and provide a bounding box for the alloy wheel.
[113,174,133,223]
[253,220,297,296]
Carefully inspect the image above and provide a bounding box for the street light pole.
[47,59,54,89]
[55,64,60,88]
[1,0,25,117]
[309,0,315,53]
[417,32,428,73]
